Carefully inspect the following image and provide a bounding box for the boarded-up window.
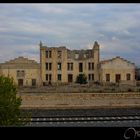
[126,73,131,80]
[17,70,25,77]
[106,74,110,82]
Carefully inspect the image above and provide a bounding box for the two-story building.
[40,41,100,85]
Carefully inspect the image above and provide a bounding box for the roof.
[3,56,38,64]
[100,56,135,66]
[0,56,39,69]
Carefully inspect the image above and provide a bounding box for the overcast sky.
[0,4,140,66]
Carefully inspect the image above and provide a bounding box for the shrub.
[75,74,87,84]
[0,76,30,126]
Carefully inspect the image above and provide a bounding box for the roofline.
[100,56,135,66]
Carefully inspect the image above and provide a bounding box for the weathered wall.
[99,57,135,85]
[40,42,100,84]
[0,57,41,86]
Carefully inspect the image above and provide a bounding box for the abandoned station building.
[0,41,136,86]
[40,41,136,86]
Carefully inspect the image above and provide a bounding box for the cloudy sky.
[0,4,140,66]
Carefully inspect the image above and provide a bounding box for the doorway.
[32,79,36,86]
[115,74,121,83]
[79,63,83,72]
[68,74,73,83]
[18,79,23,86]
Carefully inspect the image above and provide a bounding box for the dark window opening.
[88,63,91,70]
[49,74,52,81]
[46,51,48,58]
[49,63,52,70]
[18,79,23,86]
[106,74,110,82]
[49,51,52,58]
[126,73,131,80]
[32,79,36,86]
[88,63,94,70]
[46,74,48,81]
[88,74,94,81]
[79,63,83,72]
[92,63,94,70]
[58,74,61,81]
[116,74,121,83]
[88,74,91,81]
[68,74,73,83]
[92,74,94,80]
[46,63,48,70]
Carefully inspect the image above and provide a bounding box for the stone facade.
[40,41,100,85]
[0,41,136,87]
[0,57,41,87]
[99,56,136,85]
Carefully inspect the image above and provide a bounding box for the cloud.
[0,4,140,66]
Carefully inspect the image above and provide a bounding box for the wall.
[40,42,100,84]
[99,57,136,85]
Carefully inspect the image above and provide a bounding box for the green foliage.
[0,76,30,126]
[76,74,87,84]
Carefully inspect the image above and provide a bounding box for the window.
[106,74,110,82]
[88,74,94,81]
[49,51,52,58]
[91,74,94,81]
[49,74,52,81]
[88,62,94,70]
[126,73,131,80]
[79,63,83,72]
[32,79,36,86]
[46,63,48,70]
[46,74,48,81]
[92,63,94,70]
[46,74,52,81]
[46,51,48,58]
[17,70,25,77]
[115,74,121,83]
[58,74,61,81]
[58,63,61,70]
[46,63,52,70]
[68,74,73,83]
[46,50,52,58]
[88,74,91,81]
[18,79,23,86]
[17,70,20,77]
[67,63,73,71]
[88,63,91,70]
[58,51,62,59]
[49,63,52,70]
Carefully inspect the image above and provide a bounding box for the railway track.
[29,115,140,122]
[23,115,140,126]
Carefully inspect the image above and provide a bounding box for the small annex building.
[99,56,136,86]
[0,56,41,87]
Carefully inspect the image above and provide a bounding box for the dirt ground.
[20,92,140,109]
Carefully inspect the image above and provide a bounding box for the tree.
[0,76,30,126]
[75,74,87,84]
